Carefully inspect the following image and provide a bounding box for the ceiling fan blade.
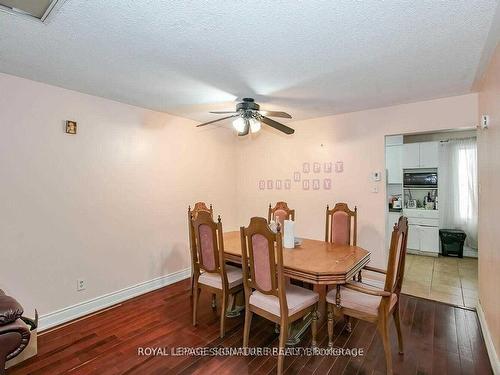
[258,110,292,119]
[209,111,238,114]
[196,114,238,127]
[238,121,250,136]
[261,116,295,135]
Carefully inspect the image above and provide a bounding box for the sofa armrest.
[0,318,30,363]
[0,295,24,325]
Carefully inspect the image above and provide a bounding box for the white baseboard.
[38,268,191,331]
[477,302,500,375]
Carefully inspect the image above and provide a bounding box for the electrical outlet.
[77,278,86,291]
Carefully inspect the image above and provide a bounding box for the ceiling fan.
[196,98,294,136]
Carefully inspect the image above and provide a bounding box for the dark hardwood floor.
[7,279,492,375]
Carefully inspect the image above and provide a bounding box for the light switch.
[372,171,381,182]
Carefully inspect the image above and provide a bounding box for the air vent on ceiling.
[0,0,66,22]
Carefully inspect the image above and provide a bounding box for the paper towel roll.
[283,220,295,248]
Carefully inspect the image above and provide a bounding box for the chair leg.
[192,282,200,326]
[211,293,217,309]
[190,275,194,296]
[327,304,334,347]
[277,318,287,375]
[345,315,352,333]
[377,316,393,375]
[220,292,228,338]
[393,303,404,354]
[311,306,318,347]
[243,307,253,347]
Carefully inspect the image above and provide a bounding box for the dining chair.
[268,201,295,228]
[188,202,213,297]
[191,210,243,338]
[240,217,319,375]
[325,202,357,245]
[326,216,408,375]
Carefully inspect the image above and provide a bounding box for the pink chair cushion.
[326,282,397,317]
[332,211,350,245]
[198,265,243,289]
[251,234,273,291]
[249,284,319,316]
[199,224,216,270]
[274,209,288,228]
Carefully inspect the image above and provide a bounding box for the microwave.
[403,171,438,188]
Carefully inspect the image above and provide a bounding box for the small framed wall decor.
[66,120,77,134]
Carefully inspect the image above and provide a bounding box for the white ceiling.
[1,1,499,122]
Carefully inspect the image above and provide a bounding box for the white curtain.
[439,138,478,249]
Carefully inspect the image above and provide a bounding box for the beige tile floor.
[402,254,478,308]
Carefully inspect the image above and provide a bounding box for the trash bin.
[439,229,467,258]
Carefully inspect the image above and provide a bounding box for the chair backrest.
[191,211,226,280]
[189,202,213,220]
[325,203,357,245]
[384,216,409,295]
[240,217,288,315]
[188,202,213,267]
[268,202,295,228]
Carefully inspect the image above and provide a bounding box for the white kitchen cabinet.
[407,224,421,251]
[419,142,439,168]
[420,226,440,254]
[402,142,439,169]
[406,221,439,255]
[402,143,420,168]
[386,135,403,146]
[385,145,403,184]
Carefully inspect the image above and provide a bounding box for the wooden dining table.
[222,231,371,344]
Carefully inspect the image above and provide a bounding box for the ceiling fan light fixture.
[232,117,246,133]
[249,117,261,133]
[197,98,294,135]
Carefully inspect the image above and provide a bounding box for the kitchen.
[385,130,478,307]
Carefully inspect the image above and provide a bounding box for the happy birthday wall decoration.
[258,161,344,191]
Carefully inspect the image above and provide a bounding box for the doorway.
[385,129,478,308]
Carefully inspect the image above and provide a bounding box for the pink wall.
[0,73,238,321]
[236,94,478,267]
[478,43,500,361]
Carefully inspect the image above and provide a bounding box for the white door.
[407,224,420,250]
[402,143,420,168]
[419,142,439,168]
[420,226,440,254]
[386,145,403,184]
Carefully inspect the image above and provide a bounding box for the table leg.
[285,284,327,346]
[315,284,327,326]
